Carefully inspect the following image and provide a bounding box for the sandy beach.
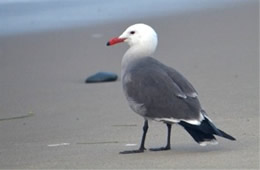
[0,1,259,169]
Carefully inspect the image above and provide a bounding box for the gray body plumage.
[122,56,201,122]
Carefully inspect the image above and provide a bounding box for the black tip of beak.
[106,42,110,46]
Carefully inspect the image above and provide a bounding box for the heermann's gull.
[107,23,235,154]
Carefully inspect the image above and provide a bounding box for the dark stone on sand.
[85,72,118,83]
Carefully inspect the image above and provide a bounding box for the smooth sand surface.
[0,1,259,169]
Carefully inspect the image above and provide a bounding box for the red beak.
[106,37,126,46]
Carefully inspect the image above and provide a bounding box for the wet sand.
[0,1,259,169]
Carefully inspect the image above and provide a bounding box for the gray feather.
[122,57,201,120]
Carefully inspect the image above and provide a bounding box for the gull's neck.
[121,45,155,76]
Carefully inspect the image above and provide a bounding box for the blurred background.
[0,0,248,37]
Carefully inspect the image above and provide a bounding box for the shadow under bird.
[107,23,236,154]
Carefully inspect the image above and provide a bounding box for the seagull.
[107,23,235,154]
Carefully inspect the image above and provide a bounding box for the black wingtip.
[106,42,110,46]
[218,129,236,141]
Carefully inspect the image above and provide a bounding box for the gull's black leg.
[140,119,149,150]
[120,120,148,154]
[165,123,172,149]
[150,123,172,151]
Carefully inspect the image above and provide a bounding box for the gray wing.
[165,65,198,98]
[123,57,201,120]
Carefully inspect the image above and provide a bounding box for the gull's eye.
[130,31,135,35]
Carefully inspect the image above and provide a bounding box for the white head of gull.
[107,23,235,154]
[108,24,158,74]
